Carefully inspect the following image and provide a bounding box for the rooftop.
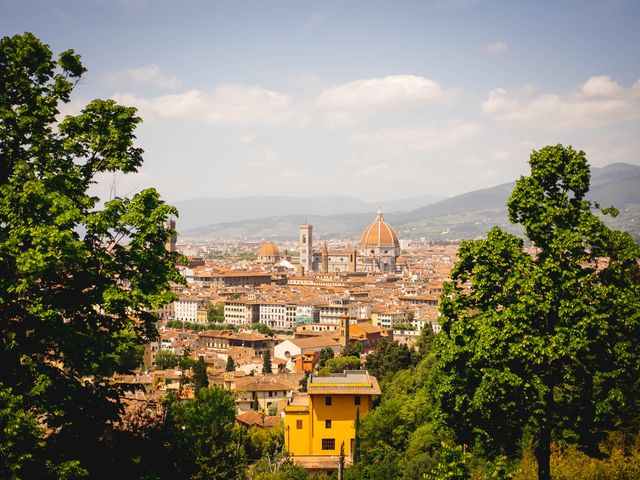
[307,370,381,395]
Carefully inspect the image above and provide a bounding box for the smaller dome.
[396,255,407,265]
[258,242,280,257]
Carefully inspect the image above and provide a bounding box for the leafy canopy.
[0,33,182,478]
[434,145,640,480]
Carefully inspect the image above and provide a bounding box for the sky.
[2,0,640,203]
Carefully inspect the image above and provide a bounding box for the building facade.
[284,370,381,473]
[298,208,402,276]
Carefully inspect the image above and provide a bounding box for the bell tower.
[299,224,313,275]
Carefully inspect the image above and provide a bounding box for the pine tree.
[193,357,209,393]
[225,355,235,372]
[262,350,273,374]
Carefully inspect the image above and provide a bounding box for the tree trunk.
[535,376,554,480]
[535,421,551,480]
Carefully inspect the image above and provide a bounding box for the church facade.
[299,208,402,275]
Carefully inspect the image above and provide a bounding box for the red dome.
[360,209,399,249]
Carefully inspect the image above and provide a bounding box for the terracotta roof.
[236,411,280,427]
[350,322,385,334]
[307,371,381,395]
[258,242,280,257]
[235,375,295,392]
[360,208,399,249]
[287,337,341,349]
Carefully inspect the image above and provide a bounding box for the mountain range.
[180,163,640,241]
[172,194,446,231]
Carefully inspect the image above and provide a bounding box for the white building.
[274,337,343,371]
[258,302,296,332]
[224,300,259,327]
[174,296,203,323]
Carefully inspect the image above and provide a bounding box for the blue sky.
[3,0,640,203]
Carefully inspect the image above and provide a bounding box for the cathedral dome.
[359,208,399,249]
[258,242,280,258]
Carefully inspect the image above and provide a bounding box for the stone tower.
[299,224,313,275]
[322,241,329,273]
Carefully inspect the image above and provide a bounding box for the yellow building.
[284,370,381,473]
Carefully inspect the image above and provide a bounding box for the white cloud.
[356,163,391,177]
[104,64,181,89]
[482,76,640,130]
[247,149,281,168]
[581,75,623,97]
[485,41,507,54]
[316,75,457,126]
[350,123,481,154]
[111,84,305,126]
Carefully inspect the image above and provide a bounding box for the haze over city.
[3,0,640,204]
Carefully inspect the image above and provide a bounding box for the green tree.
[353,408,361,464]
[155,349,179,370]
[415,324,435,359]
[0,33,182,478]
[179,356,197,371]
[226,355,236,372]
[193,357,209,393]
[434,145,640,480]
[164,387,245,479]
[207,302,225,323]
[319,356,361,374]
[341,342,362,358]
[365,339,416,382]
[263,350,273,374]
[317,347,335,369]
[424,443,471,480]
[299,371,310,392]
[251,322,275,336]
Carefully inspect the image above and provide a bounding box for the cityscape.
[2,1,640,480]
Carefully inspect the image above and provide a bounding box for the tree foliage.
[415,324,435,359]
[317,347,334,369]
[341,342,363,358]
[0,33,183,478]
[207,303,225,323]
[319,356,361,374]
[346,354,445,480]
[164,387,245,480]
[434,145,640,480]
[226,355,236,372]
[364,339,416,382]
[155,349,179,370]
[193,357,209,393]
[251,323,275,337]
[262,351,272,374]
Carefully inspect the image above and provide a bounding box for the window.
[325,396,332,406]
[325,419,332,429]
[321,438,335,450]
[354,396,361,406]
[296,420,303,429]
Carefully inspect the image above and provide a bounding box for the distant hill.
[181,163,640,241]
[172,194,446,230]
